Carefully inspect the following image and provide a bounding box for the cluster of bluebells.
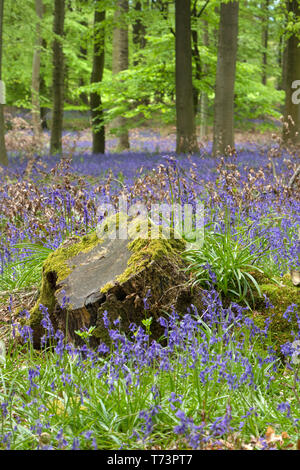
[97,290,298,447]
[0,141,299,278]
[27,366,41,396]
[173,409,206,449]
[0,288,299,449]
[40,305,55,347]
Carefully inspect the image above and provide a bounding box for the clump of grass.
[0,243,54,293]
[0,244,53,295]
[182,211,277,308]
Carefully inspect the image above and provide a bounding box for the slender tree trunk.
[175,0,199,154]
[0,0,8,166]
[283,0,300,145]
[31,0,43,137]
[39,36,49,130]
[261,0,269,86]
[191,5,201,118]
[40,76,48,129]
[133,1,146,66]
[79,33,89,106]
[50,0,65,155]
[78,0,89,106]
[90,4,105,154]
[112,0,130,151]
[212,1,239,157]
[200,20,209,139]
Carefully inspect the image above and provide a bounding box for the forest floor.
[0,124,299,451]
[54,126,279,154]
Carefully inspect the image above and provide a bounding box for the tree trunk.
[31,0,43,137]
[212,1,239,157]
[78,0,89,106]
[39,36,48,130]
[40,77,48,130]
[79,39,89,106]
[200,20,209,139]
[191,4,201,118]
[0,0,8,166]
[133,1,146,66]
[90,3,105,154]
[261,0,269,86]
[50,0,65,155]
[175,0,199,154]
[112,0,130,151]
[283,0,300,145]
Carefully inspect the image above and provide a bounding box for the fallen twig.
[288,165,300,189]
[0,287,38,298]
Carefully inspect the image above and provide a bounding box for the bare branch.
[288,164,300,189]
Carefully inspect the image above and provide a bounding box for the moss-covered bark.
[28,223,203,348]
[29,231,102,346]
[93,236,200,347]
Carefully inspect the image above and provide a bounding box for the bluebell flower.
[71,437,80,450]
[27,366,41,395]
[143,288,151,310]
[168,392,183,411]
[1,402,8,418]
[102,310,110,329]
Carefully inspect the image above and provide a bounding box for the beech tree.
[175,0,199,154]
[40,37,48,130]
[0,0,7,166]
[212,1,239,157]
[90,1,105,154]
[0,0,289,156]
[50,0,65,155]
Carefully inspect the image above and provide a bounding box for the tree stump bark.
[29,231,204,348]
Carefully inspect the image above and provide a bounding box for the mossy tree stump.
[29,229,204,348]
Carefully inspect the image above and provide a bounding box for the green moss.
[100,281,115,294]
[29,271,57,331]
[101,236,185,292]
[50,232,102,283]
[251,273,299,349]
[249,269,275,286]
